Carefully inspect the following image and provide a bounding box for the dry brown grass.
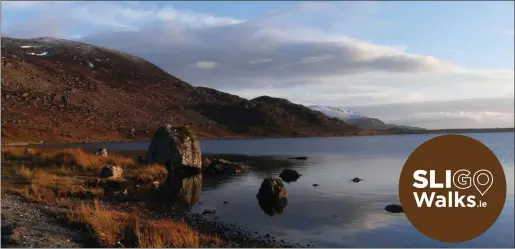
[1,146,228,248]
[125,164,167,183]
[68,200,222,248]
[0,147,137,202]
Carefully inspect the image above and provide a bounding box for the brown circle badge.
[399,134,507,243]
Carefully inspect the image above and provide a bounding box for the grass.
[1,146,224,248]
[67,200,222,248]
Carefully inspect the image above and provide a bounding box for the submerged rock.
[204,158,247,175]
[94,148,108,157]
[99,165,123,179]
[385,204,404,213]
[145,125,202,171]
[279,169,301,183]
[256,177,288,216]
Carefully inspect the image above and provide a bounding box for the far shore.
[2,127,513,147]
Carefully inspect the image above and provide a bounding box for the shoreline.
[2,127,513,147]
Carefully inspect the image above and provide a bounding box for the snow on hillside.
[308,105,365,121]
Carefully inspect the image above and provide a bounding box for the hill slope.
[1,37,368,143]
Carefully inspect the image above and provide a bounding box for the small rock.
[312,184,319,187]
[223,201,228,204]
[94,148,108,157]
[99,165,123,179]
[350,177,363,183]
[385,204,404,213]
[288,156,308,160]
[279,169,301,183]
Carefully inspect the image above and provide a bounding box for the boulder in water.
[385,204,403,213]
[256,177,288,216]
[145,125,202,171]
[279,169,302,183]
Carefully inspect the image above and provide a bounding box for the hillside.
[309,105,425,131]
[1,37,371,143]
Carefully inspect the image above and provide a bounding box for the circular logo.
[399,134,507,243]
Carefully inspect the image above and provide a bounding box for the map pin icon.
[473,169,494,196]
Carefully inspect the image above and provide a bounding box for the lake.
[31,132,515,247]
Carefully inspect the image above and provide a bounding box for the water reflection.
[257,195,288,216]
[158,170,202,213]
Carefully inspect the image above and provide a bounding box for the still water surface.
[33,133,515,247]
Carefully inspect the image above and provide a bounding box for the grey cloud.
[81,21,454,90]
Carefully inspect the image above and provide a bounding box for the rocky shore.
[1,125,314,248]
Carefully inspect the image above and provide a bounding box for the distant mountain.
[308,105,426,131]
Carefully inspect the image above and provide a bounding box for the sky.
[2,1,514,129]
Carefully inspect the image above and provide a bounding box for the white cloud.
[249,58,273,64]
[193,61,219,69]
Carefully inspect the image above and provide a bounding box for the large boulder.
[257,177,288,200]
[145,125,202,170]
[99,165,123,179]
[279,169,301,183]
[204,158,247,175]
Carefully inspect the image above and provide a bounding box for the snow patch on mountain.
[308,105,365,121]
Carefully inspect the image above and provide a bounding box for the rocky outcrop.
[94,148,108,157]
[99,165,123,178]
[145,125,202,171]
[204,158,247,175]
[256,177,288,216]
[279,169,301,183]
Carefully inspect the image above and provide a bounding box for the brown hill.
[1,37,368,143]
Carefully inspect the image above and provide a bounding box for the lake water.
[32,133,515,247]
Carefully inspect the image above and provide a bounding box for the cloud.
[193,61,219,69]
[348,97,515,129]
[2,1,243,37]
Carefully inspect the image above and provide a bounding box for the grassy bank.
[0,146,221,247]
